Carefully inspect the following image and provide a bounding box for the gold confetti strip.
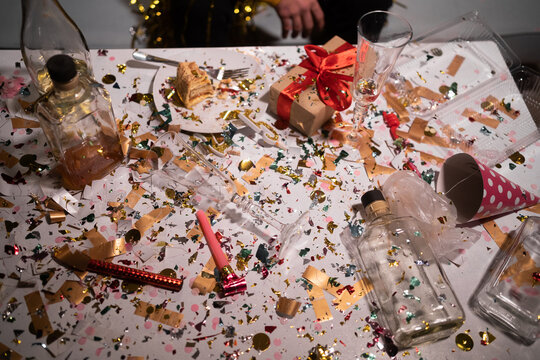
[323,153,337,171]
[275,296,301,319]
[407,117,429,143]
[53,245,89,279]
[45,210,65,224]
[363,157,396,181]
[303,266,340,298]
[0,196,14,208]
[11,117,41,129]
[134,301,183,328]
[124,185,147,209]
[241,154,274,184]
[127,357,145,360]
[311,296,333,322]
[84,228,108,247]
[486,95,519,119]
[0,342,22,360]
[333,278,373,311]
[482,220,511,249]
[134,132,159,143]
[24,291,54,338]
[0,149,19,168]
[404,148,444,166]
[85,238,126,261]
[57,280,88,305]
[191,257,217,295]
[134,206,173,236]
[382,90,410,123]
[413,86,446,102]
[526,203,540,215]
[461,108,500,129]
[233,178,249,196]
[173,157,197,173]
[446,55,465,76]
[306,282,333,321]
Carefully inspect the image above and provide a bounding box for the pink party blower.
[196,210,246,297]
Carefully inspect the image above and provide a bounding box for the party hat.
[437,153,539,223]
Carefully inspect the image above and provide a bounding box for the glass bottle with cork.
[354,189,465,349]
[20,0,93,94]
[35,54,124,190]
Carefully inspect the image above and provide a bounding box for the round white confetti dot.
[478,206,484,213]
[490,195,496,204]
[479,164,485,170]
[511,182,516,189]
[483,189,487,198]
[488,178,493,187]
[484,211,490,217]
[489,170,495,177]
[498,185,503,193]
[515,197,520,205]
[507,191,512,199]
[496,202,503,210]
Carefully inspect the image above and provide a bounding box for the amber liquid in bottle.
[36,55,123,190]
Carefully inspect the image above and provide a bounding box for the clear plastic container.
[470,216,540,345]
[389,10,520,117]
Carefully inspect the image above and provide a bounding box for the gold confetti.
[238,159,255,171]
[509,151,525,164]
[416,71,426,83]
[117,63,127,73]
[102,74,116,84]
[481,100,494,111]
[455,333,474,351]
[159,268,177,278]
[479,330,496,345]
[310,190,326,203]
[220,110,240,120]
[252,333,271,352]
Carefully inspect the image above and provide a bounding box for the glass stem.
[231,194,286,231]
[347,102,369,142]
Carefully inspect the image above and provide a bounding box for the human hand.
[274,0,325,38]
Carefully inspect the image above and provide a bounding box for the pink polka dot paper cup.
[437,153,539,223]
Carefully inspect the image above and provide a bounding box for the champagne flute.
[133,132,309,260]
[346,11,412,149]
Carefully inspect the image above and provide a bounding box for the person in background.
[136,0,393,47]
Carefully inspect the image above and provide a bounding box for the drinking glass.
[346,11,412,148]
[133,132,310,260]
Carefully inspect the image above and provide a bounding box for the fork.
[132,50,249,80]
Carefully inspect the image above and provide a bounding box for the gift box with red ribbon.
[269,36,356,136]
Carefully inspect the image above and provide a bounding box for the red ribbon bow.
[277,43,356,122]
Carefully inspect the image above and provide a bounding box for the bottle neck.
[364,200,393,222]
[52,75,85,99]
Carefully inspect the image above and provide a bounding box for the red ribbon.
[277,42,356,122]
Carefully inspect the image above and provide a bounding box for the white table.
[0,44,538,360]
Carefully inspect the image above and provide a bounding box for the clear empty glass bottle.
[354,189,464,349]
[20,0,93,94]
[471,216,540,345]
[35,55,123,190]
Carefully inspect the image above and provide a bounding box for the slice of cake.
[175,62,214,109]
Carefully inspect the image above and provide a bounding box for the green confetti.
[299,248,310,257]
[410,276,421,289]
[406,311,416,323]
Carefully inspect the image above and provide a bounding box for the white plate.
[152,48,267,134]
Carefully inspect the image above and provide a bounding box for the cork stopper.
[361,189,391,220]
[46,54,79,91]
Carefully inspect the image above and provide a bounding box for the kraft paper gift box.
[269,36,356,136]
